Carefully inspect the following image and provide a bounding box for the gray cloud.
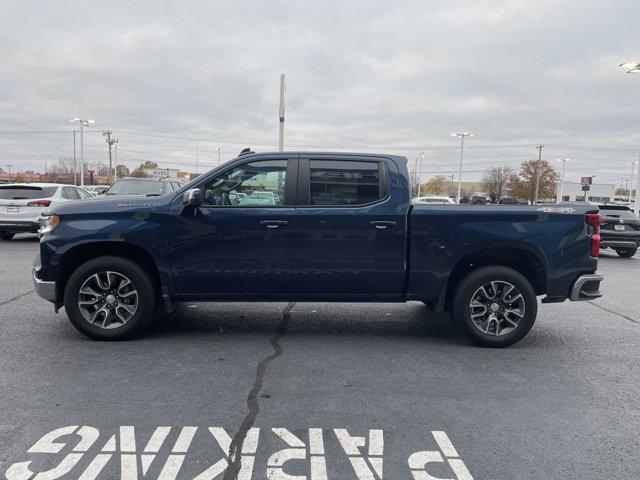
[0,0,638,184]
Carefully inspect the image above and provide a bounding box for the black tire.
[0,231,15,240]
[63,256,156,340]
[452,266,537,348]
[615,246,637,258]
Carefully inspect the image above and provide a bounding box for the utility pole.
[218,147,221,165]
[68,118,95,186]
[278,74,285,152]
[102,130,117,182]
[534,144,543,204]
[6,164,12,174]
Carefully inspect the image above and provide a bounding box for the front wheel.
[0,231,15,240]
[63,256,156,340]
[452,266,537,348]
[615,246,637,258]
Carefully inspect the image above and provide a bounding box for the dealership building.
[558,182,616,203]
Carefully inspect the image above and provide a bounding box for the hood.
[52,193,175,216]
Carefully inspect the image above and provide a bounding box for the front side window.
[202,160,287,206]
[309,160,381,206]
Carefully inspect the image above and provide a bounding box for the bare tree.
[422,175,448,195]
[481,166,514,203]
[48,158,76,184]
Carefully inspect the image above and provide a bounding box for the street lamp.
[414,152,425,197]
[555,158,570,203]
[68,118,95,186]
[450,132,476,203]
[619,62,640,215]
[628,160,639,202]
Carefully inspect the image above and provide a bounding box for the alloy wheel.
[77,271,139,329]
[468,280,525,336]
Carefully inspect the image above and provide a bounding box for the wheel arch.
[443,246,548,311]
[55,241,163,307]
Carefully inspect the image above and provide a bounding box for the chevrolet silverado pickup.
[33,151,604,347]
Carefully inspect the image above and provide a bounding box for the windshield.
[0,186,57,199]
[105,180,164,196]
[600,207,637,219]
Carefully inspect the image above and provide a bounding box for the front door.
[170,157,297,297]
[292,157,406,299]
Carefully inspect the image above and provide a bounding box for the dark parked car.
[103,177,182,197]
[34,152,603,347]
[498,197,520,205]
[598,204,639,257]
[471,195,487,205]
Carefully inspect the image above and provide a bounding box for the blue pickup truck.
[33,151,604,347]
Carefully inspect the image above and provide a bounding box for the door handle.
[260,220,288,229]
[370,220,397,230]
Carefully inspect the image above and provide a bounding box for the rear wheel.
[615,246,637,258]
[452,266,537,347]
[0,231,15,240]
[63,256,156,340]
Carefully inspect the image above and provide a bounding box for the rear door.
[292,156,407,298]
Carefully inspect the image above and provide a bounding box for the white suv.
[0,183,92,240]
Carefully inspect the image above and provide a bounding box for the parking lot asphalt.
[1,235,638,480]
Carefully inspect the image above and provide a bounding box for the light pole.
[414,152,424,197]
[450,132,476,203]
[628,160,638,202]
[68,118,95,186]
[555,158,570,203]
[619,62,640,215]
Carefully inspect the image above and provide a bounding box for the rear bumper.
[0,220,40,233]
[569,273,604,301]
[600,240,638,249]
[32,266,56,304]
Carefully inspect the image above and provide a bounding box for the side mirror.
[182,188,203,208]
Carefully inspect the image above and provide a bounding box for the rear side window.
[62,187,79,200]
[309,160,382,206]
[0,186,57,199]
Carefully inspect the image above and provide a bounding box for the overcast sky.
[0,0,638,183]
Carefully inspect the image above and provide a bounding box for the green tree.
[116,164,130,177]
[140,161,158,170]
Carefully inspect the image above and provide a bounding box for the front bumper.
[32,266,56,304]
[569,273,604,301]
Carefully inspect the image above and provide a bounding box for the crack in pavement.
[0,289,35,308]
[223,302,296,480]
[588,301,640,325]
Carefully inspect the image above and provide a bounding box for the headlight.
[39,214,60,234]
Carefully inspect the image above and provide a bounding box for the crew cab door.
[169,156,298,296]
[292,156,407,298]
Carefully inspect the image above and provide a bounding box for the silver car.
[0,183,92,240]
